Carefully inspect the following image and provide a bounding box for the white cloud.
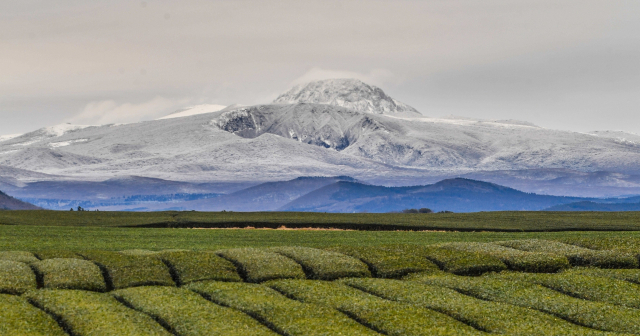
[291,68,398,88]
[68,96,191,125]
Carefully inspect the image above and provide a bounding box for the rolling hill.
[280,178,587,213]
[0,190,40,210]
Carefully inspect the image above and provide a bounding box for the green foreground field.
[3,211,640,334]
[4,241,640,335]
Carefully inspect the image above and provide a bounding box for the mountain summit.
[273,79,422,117]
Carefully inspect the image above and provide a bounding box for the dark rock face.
[215,104,389,151]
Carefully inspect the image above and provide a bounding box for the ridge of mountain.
[9,174,640,212]
[172,176,357,211]
[273,78,422,117]
[139,175,360,212]
[279,178,587,213]
[545,201,640,212]
[0,190,41,210]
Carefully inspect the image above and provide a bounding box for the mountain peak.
[273,78,422,117]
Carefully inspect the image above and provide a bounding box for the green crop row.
[159,250,242,285]
[561,238,640,253]
[35,250,84,260]
[186,281,380,335]
[217,248,305,283]
[565,267,640,284]
[270,246,371,280]
[118,249,161,256]
[32,258,107,292]
[407,272,640,334]
[344,277,617,336]
[439,242,570,273]
[420,246,508,275]
[113,286,276,336]
[0,294,67,336]
[80,251,174,289]
[2,243,638,295]
[327,245,439,278]
[0,251,39,263]
[491,271,640,310]
[0,260,36,294]
[497,239,638,268]
[267,279,484,336]
[415,245,507,275]
[25,289,171,336]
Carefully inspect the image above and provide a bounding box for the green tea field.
[4,239,640,335]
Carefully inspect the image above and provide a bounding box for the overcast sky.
[1,0,638,135]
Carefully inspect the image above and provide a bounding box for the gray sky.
[1,0,639,135]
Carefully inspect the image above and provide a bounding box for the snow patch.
[274,78,422,117]
[49,139,89,148]
[0,149,19,155]
[587,130,640,144]
[11,139,41,147]
[44,124,94,137]
[159,104,227,120]
[0,134,22,142]
[386,115,540,129]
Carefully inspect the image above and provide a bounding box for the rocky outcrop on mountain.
[216,104,389,150]
[273,78,422,117]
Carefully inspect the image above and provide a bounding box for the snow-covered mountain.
[1,78,640,202]
[273,79,422,117]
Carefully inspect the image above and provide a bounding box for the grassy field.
[4,225,640,250]
[1,210,640,250]
[2,210,640,231]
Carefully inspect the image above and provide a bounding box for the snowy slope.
[0,134,22,142]
[1,102,639,185]
[587,131,640,145]
[158,104,227,120]
[274,79,422,117]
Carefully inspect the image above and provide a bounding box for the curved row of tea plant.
[2,240,640,295]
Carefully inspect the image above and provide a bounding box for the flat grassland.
[2,210,640,231]
[1,211,640,250]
